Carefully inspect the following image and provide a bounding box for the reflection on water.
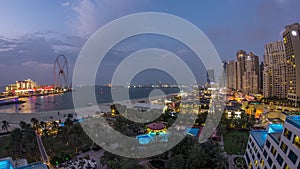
[0,86,180,113]
[0,93,71,113]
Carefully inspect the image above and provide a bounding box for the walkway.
[228,155,244,169]
[35,131,49,162]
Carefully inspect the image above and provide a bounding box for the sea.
[0,86,179,113]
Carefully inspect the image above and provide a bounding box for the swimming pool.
[268,124,283,133]
[0,159,14,169]
[186,128,200,136]
[136,132,169,144]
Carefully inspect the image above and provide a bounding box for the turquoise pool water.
[268,124,283,133]
[136,132,169,145]
[186,128,200,136]
[0,160,13,169]
[286,116,300,129]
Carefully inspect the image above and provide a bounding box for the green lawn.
[223,130,249,155]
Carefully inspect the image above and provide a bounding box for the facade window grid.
[245,115,300,169]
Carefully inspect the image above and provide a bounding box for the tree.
[1,120,10,133]
[211,151,228,169]
[67,113,74,119]
[31,118,39,129]
[120,158,144,169]
[19,121,27,130]
[9,128,23,158]
[168,139,228,169]
[40,121,47,128]
[169,154,186,169]
[64,117,73,127]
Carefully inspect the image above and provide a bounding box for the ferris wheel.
[54,55,68,88]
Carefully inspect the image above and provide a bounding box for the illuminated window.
[254,160,258,167]
[280,142,288,153]
[284,163,290,169]
[248,162,252,169]
[284,129,292,140]
[260,159,265,167]
[271,146,277,156]
[293,135,300,150]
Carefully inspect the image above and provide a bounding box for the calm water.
[0,86,179,113]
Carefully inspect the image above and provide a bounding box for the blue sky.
[0,0,300,86]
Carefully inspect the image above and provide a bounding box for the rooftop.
[269,132,282,144]
[282,112,300,116]
[286,115,300,129]
[251,123,284,149]
[251,130,268,149]
[267,123,284,133]
[16,162,48,169]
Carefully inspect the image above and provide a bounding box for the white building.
[244,116,300,169]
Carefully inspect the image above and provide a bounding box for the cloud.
[21,61,53,70]
[69,0,141,37]
[0,37,19,52]
[0,31,85,85]
[62,2,70,7]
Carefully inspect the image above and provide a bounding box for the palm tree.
[19,121,27,130]
[40,121,47,128]
[1,120,10,133]
[212,152,228,169]
[31,118,39,129]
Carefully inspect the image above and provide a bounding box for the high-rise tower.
[263,41,287,98]
[283,23,300,105]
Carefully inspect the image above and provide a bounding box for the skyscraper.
[207,69,215,83]
[242,52,260,94]
[283,23,300,105]
[236,50,260,94]
[260,62,264,93]
[263,41,287,98]
[226,60,239,90]
[236,49,247,91]
[225,50,260,93]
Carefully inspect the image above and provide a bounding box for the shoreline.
[0,92,179,124]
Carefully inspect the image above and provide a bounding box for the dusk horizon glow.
[1,0,300,85]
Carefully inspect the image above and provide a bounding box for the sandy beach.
[0,93,176,134]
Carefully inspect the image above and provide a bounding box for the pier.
[0,97,25,106]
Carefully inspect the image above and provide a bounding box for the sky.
[0,0,300,86]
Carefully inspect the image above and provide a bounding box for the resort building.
[244,115,300,169]
[0,157,47,169]
[283,23,300,104]
[5,79,37,94]
[4,79,55,96]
